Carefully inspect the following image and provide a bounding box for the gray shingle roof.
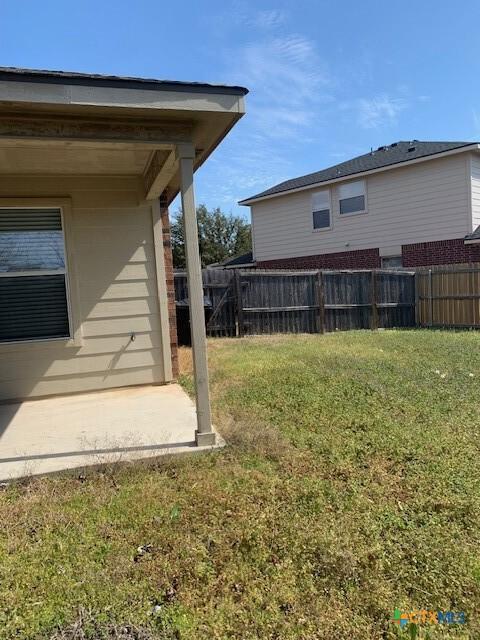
[0,66,248,96]
[220,251,254,267]
[240,141,477,204]
[465,225,480,241]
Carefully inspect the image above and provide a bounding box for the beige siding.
[0,176,167,401]
[471,154,480,230]
[251,154,471,261]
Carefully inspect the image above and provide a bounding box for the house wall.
[0,176,173,401]
[252,154,472,263]
[471,153,480,230]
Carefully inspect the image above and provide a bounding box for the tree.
[171,204,251,268]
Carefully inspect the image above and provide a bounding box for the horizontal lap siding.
[0,177,165,400]
[252,155,470,261]
[471,154,480,230]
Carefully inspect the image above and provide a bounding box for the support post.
[177,144,215,446]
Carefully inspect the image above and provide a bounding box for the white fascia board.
[0,80,245,114]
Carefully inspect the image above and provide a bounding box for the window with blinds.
[0,208,70,342]
[312,190,331,230]
[338,180,366,215]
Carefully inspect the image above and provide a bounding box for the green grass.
[1,330,480,639]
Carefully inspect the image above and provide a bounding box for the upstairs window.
[0,208,70,342]
[312,190,331,230]
[339,180,366,215]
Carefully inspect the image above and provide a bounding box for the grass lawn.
[1,330,480,639]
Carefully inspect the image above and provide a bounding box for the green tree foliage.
[171,204,252,268]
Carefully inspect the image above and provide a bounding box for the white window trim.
[0,198,83,349]
[312,189,332,232]
[338,180,368,217]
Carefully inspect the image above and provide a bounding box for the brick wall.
[257,247,381,270]
[256,239,480,271]
[159,194,178,378]
[402,238,480,267]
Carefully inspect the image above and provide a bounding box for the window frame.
[0,198,82,348]
[338,179,368,217]
[311,189,332,232]
[381,255,403,269]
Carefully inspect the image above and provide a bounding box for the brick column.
[159,193,178,378]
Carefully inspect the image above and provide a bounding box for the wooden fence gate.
[175,269,237,341]
[174,268,416,342]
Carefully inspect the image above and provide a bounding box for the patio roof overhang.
[0,66,247,202]
[0,67,248,446]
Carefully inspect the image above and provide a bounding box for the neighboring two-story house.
[239,141,480,269]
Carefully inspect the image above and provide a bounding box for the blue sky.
[2,1,480,218]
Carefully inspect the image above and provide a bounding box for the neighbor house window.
[338,180,366,215]
[312,190,331,230]
[381,256,403,269]
[0,208,70,342]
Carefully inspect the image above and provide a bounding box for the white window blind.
[339,180,366,215]
[0,208,70,342]
[312,190,330,229]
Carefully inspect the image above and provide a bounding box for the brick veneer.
[159,194,178,378]
[257,239,480,270]
[402,238,480,267]
[257,247,381,270]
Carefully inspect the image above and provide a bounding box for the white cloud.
[196,17,336,211]
[228,34,331,139]
[250,9,286,29]
[354,95,408,129]
[213,3,286,31]
[473,108,480,133]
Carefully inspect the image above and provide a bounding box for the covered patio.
[0,384,225,481]
[0,67,247,480]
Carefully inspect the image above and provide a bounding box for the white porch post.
[177,143,215,446]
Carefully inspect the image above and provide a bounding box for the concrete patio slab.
[0,384,224,482]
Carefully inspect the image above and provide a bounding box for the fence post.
[234,270,244,338]
[428,269,433,327]
[371,269,378,330]
[414,272,420,326]
[315,270,325,334]
[469,263,476,327]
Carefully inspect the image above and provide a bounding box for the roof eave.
[0,66,249,97]
[239,143,480,206]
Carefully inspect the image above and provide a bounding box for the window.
[381,256,403,269]
[312,190,331,230]
[339,180,366,215]
[0,208,70,342]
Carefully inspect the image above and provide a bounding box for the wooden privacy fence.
[174,268,416,342]
[175,268,238,339]
[416,263,480,328]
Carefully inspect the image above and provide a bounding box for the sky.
[2,1,480,219]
